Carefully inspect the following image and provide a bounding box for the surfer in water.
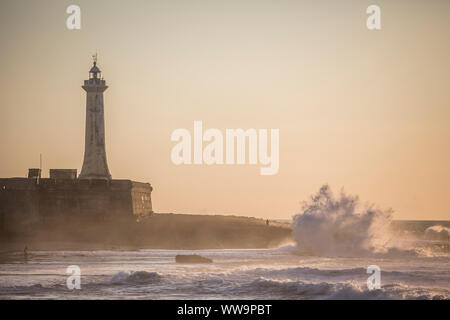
[23,246,29,261]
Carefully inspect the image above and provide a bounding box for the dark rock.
[175,254,213,264]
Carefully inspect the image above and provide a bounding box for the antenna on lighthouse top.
[89,53,102,79]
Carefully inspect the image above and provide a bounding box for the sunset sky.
[0,0,449,220]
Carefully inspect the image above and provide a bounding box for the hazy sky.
[0,0,449,220]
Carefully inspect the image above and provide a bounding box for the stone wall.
[0,178,153,232]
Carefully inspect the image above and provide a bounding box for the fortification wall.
[0,178,153,232]
[130,181,153,217]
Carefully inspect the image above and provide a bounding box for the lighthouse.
[79,55,112,180]
[0,56,154,230]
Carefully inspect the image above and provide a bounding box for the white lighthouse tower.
[79,55,112,180]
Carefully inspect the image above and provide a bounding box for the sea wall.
[0,178,153,233]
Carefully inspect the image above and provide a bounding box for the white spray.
[292,185,394,257]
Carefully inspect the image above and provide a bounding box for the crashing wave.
[292,185,413,257]
[241,278,448,300]
[424,225,450,241]
[110,271,163,285]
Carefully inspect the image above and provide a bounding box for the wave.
[1,266,448,300]
[0,271,165,296]
[239,278,449,300]
[109,271,163,285]
[231,265,450,285]
[292,185,424,258]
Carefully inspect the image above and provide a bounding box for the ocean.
[0,220,449,300]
